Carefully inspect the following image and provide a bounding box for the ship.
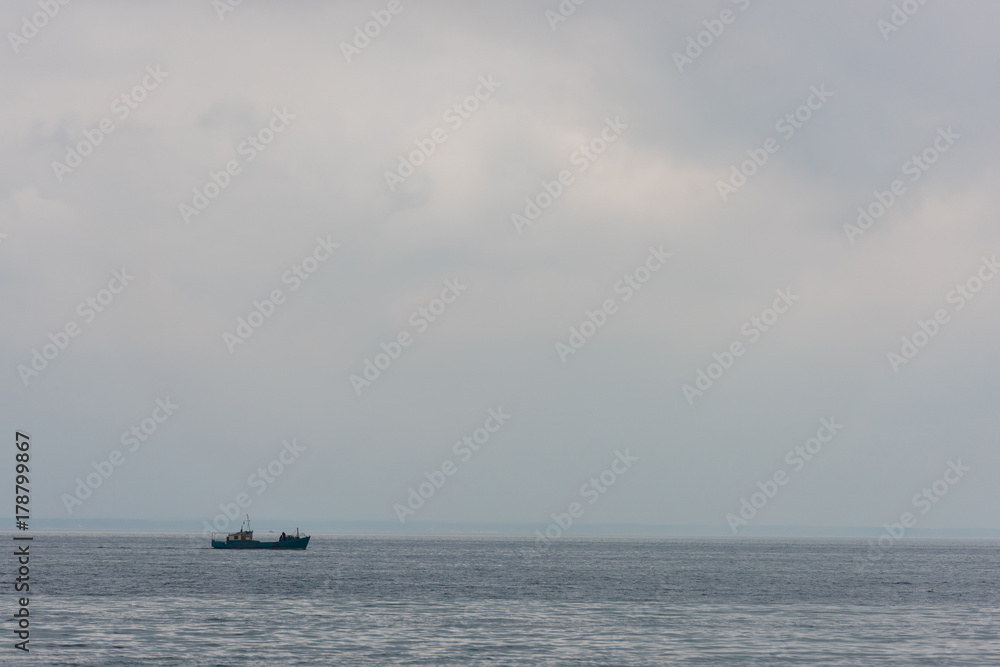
[210,515,310,550]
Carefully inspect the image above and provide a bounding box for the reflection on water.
[13,534,1000,665]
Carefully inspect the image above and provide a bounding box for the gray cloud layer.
[3,0,998,532]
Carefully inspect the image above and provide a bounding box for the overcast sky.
[3,0,999,534]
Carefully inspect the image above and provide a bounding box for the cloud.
[2,0,998,532]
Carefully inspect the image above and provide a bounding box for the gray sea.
[4,533,1000,665]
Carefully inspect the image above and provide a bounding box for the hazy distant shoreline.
[6,519,999,539]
